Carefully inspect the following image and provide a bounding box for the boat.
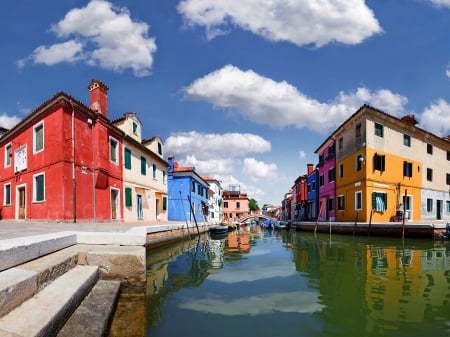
[209,224,229,235]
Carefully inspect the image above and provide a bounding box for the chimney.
[88,79,109,117]
[307,163,314,175]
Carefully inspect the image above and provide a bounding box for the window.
[132,122,138,134]
[446,201,450,213]
[140,156,146,175]
[152,164,157,179]
[236,202,240,209]
[426,168,433,182]
[319,154,324,166]
[125,187,132,207]
[5,144,11,167]
[426,198,433,212]
[373,153,385,172]
[163,171,166,184]
[447,173,450,185]
[328,144,335,157]
[338,137,343,153]
[355,123,361,138]
[109,137,118,164]
[34,122,44,153]
[328,167,335,182]
[337,195,345,211]
[163,196,167,210]
[374,122,384,137]
[319,174,324,187]
[33,173,45,202]
[403,161,412,177]
[356,154,364,171]
[355,191,362,210]
[224,201,228,208]
[339,164,344,178]
[4,183,11,205]
[372,192,387,212]
[158,142,162,155]
[403,134,411,147]
[427,143,433,154]
[447,151,450,161]
[192,181,195,192]
[328,198,334,211]
[124,148,131,169]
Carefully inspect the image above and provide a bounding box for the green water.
[145,228,450,337]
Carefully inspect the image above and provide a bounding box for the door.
[18,187,26,219]
[137,194,143,219]
[436,200,442,220]
[156,198,160,220]
[111,189,118,219]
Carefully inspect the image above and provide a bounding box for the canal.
[145,226,450,337]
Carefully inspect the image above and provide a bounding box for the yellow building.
[332,105,449,223]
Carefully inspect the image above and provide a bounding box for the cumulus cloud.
[0,113,22,129]
[298,150,306,160]
[165,131,271,160]
[242,158,277,181]
[427,0,450,7]
[184,64,408,134]
[177,0,382,47]
[419,99,450,136]
[17,0,156,76]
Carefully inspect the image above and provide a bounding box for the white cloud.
[18,0,156,76]
[184,64,408,134]
[165,131,271,160]
[177,0,382,47]
[178,291,324,316]
[242,158,277,181]
[427,0,450,7]
[298,150,306,160]
[419,99,450,136]
[0,114,21,129]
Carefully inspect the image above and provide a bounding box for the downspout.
[70,100,77,223]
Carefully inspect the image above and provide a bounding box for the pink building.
[315,138,336,221]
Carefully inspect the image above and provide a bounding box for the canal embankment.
[0,221,210,337]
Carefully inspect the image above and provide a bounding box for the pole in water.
[179,190,191,238]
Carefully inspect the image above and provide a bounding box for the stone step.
[0,265,98,337]
[57,280,121,337]
[0,248,79,319]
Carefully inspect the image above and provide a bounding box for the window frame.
[109,136,119,164]
[33,172,45,202]
[33,121,44,154]
[374,122,384,138]
[355,191,362,210]
[372,191,387,212]
[140,156,147,176]
[4,183,11,206]
[4,143,11,167]
[373,153,385,172]
[403,134,411,147]
[124,147,131,170]
[337,195,345,211]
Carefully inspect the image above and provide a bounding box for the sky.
[1,0,450,207]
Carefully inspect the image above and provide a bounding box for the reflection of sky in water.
[208,260,296,283]
[178,291,324,316]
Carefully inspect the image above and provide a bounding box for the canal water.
[145,226,450,337]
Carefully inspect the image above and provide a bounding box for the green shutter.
[163,196,167,210]
[141,157,146,175]
[35,175,44,201]
[124,148,131,169]
[125,187,132,207]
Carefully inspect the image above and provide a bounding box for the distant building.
[167,156,209,223]
[315,138,337,221]
[222,184,250,222]
[306,165,319,221]
[203,176,223,223]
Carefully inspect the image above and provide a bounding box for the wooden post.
[402,189,407,239]
[315,200,324,234]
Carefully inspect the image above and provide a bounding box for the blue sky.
[1,0,450,207]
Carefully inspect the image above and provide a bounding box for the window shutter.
[125,187,132,207]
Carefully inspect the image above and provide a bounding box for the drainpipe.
[70,100,77,223]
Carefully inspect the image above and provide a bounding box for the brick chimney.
[307,163,314,175]
[88,79,109,117]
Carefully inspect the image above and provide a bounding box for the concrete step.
[0,265,98,337]
[0,248,79,319]
[57,280,121,337]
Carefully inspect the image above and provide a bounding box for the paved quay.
[0,220,191,241]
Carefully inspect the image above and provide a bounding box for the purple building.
[315,137,336,221]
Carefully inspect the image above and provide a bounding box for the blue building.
[306,167,319,221]
[167,156,210,222]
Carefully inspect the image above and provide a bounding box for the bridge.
[237,214,277,224]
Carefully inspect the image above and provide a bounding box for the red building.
[0,80,124,222]
[293,163,314,220]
